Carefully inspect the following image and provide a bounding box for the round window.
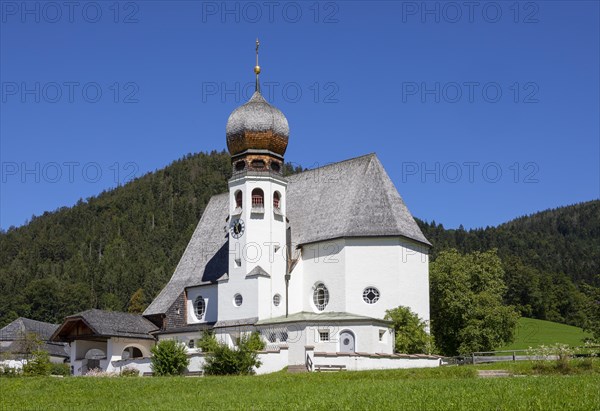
[363,287,380,304]
[273,294,281,307]
[313,283,329,311]
[195,296,206,319]
[234,294,243,307]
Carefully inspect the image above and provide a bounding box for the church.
[52,43,439,374]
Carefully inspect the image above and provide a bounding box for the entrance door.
[339,331,355,352]
[87,359,100,371]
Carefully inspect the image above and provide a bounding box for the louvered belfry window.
[235,190,243,208]
[252,188,264,208]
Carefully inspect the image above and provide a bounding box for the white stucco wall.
[225,175,288,322]
[69,338,154,375]
[311,353,441,371]
[112,348,288,375]
[299,239,346,313]
[217,276,260,321]
[187,284,218,324]
[344,237,430,324]
[258,322,394,365]
[291,236,429,324]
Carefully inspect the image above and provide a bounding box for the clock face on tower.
[230,218,245,239]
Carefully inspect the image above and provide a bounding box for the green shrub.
[23,350,51,376]
[385,306,435,354]
[120,366,140,377]
[245,331,266,352]
[150,340,189,376]
[0,365,21,378]
[197,330,219,352]
[579,357,594,370]
[50,363,70,376]
[203,333,264,376]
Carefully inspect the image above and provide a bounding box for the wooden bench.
[184,370,204,377]
[314,364,346,372]
[142,372,153,377]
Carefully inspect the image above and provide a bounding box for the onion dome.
[226,91,289,156]
[226,39,289,158]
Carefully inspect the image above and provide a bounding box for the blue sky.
[1,1,598,230]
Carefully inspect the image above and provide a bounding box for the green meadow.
[498,317,593,351]
[1,362,599,411]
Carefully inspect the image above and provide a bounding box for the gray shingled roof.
[255,311,392,326]
[53,309,158,341]
[226,91,289,138]
[0,318,69,358]
[286,154,430,246]
[0,317,59,341]
[144,194,229,315]
[144,153,429,316]
[0,341,69,358]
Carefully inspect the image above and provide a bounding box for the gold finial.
[254,38,261,75]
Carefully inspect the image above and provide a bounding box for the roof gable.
[53,309,158,341]
[0,317,59,341]
[246,265,270,278]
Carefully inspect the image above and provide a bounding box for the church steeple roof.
[225,40,289,158]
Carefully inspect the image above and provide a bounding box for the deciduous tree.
[430,249,519,356]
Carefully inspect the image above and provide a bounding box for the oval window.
[195,296,206,319]
[313,283,329,311]
[234,294,243,307]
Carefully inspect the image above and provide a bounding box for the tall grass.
[1,363,599,410]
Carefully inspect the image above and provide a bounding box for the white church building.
[53,46,440,374]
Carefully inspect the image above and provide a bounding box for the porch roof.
[255,311,392,326]
[51,309,158,342]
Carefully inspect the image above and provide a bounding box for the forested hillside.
[0,151,231,326]
[0,151,597,329]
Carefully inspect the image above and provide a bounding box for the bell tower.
[218,40,290,322]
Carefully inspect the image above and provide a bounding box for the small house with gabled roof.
[51,309,157,374]
[0,317,68,364]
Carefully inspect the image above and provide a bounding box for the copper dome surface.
[226,91,289,155]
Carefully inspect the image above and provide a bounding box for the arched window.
[251,188,264,209]
[195,296,206,319]
[251,159,266,169]
[235,190,243,208]
[121,346,143,360]
[273,191,281,210]
[235,160,246,172]
[313,283,329,311]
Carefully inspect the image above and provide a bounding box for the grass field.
[498,317,592,351]
[1,362,599,411]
